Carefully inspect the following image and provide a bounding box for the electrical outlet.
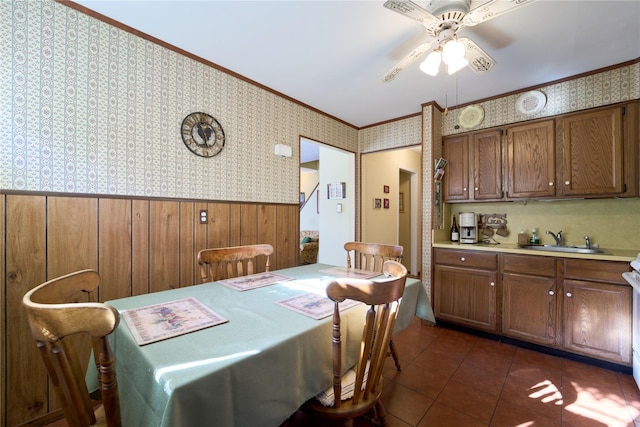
[199,210,208,224]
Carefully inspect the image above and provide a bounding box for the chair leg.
[374,402,389,427]
[389,340,401,371]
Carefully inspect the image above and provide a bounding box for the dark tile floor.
[288,317,640,426]
[368,317,640,426]
[45,317,640,427]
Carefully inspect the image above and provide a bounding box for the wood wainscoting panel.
[132,199,150,296]
[229,204,242,246]
[258,204,278,271]
[276,204,299,269]
[240,203,258,245]
[99,198,132,301]
[47,196,98,277]
[179,201,196,288]
[207,202,231,250]
[149,200,180,293]
[5,195,48,426]
[46,196,99,416]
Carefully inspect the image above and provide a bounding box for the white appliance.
[622,255,640,388]
[459,212,478,244]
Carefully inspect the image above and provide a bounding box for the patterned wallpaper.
[443,62,640,134]
[1,0,358,204]
[359,115,422,153]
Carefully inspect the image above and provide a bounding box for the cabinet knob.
[474,187,479,191]
[566,292,572,298]
[548,290,555,296]
[460,257,466,262]
[463,187,467,192]
[548,182,554,187]
[490,282,495,287]
[565,181,570,186]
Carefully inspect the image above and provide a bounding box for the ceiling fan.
[382,0,536,82]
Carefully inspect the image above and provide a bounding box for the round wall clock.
[181,112,225,157]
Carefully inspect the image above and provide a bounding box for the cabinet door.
[563,279,632,364]
[559,107,624,196]
[502,273,557,345]
[471,129,503,200]
[443,135,469,201]
[506,120,556,199]
[434,265,497,332]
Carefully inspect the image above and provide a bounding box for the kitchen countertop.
[433,241,639,262]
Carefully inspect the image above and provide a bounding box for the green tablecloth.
[99,264,432,427]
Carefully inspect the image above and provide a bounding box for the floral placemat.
[217,272,293,291]
[318,266,380,279]
[122,297,227,345]
[276,293,360,320]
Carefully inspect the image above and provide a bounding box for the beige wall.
[450,198,640,251]
[361,147,421,246]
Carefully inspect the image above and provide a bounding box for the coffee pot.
[459,212,479,244]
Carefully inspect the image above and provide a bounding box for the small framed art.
[383,198,389,209]
[373,198,382,209]
[383,185,389,193]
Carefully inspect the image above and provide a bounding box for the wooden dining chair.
[344,241,403,273]
[293,260,408,427]
[197,243,274,283]
[22,269,121,427]
[344,241,404,371]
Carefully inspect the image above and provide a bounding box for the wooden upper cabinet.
[443,130,502,202]
[558,106,624,197]
[506,119,556,199]
[442,134,469,201]
[471,129,503,201]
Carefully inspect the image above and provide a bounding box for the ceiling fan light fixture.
[441,39,465,65]
[419,50,442,76]
[447,56,468,75]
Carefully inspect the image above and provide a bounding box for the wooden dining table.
[92,263,433,427]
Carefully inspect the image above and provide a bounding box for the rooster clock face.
[181,112,225,158]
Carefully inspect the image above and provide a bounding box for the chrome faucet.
[546,230,563,246]
[584,235,591,249]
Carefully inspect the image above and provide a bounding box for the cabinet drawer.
[503,254,556,277]
[434,248,497,270]
[563,259,630,284]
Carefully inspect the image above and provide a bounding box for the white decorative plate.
[458,105,484,129]
[516,90,546,115]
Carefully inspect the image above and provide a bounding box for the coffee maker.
[459,212,479,244]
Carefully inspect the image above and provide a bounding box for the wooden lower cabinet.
[433,248,498,332]
[434,248,632,365]
[502,254,557,346]
[561,258,632,364]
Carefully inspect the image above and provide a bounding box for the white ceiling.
[72,1,640,129]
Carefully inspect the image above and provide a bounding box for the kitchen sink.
[520,244,606,254]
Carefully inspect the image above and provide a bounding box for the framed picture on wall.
[383,198,389,209]
[374,198,382,209]
[383,185,389,193]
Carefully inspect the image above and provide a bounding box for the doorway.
[360,146,421,277]
[300,137,355,267]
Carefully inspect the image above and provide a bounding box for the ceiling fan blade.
[462,0,536,27]
[383,0,439,28]
[459,37,496,74]
[381,40,435,83]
